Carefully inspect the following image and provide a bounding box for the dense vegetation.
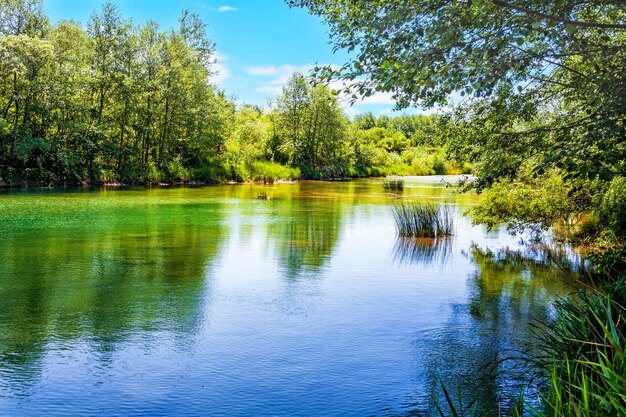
[290,0,626,415]
[0,0,467,187]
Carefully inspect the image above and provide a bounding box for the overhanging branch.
[492,0,626,30]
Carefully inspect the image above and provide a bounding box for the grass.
[250,161,300,183]
[383,178,405,191]
[391,202,455,238]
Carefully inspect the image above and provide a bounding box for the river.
[0,177,578,416]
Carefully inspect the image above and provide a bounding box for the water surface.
[0,178,576,416]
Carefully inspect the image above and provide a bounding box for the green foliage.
[0,0,233,186]
[471,164,575,238]
[274,73,350,176]
[250,161,300,183]
[0,1,464,185]
[596,176,626,236]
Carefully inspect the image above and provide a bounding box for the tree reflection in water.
[0,201,228,393]
[408,244,581,416]
[268,197,344,280]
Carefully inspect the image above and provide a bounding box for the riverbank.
[0,172,472,190]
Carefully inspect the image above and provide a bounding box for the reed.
[391,202,454,238]
[383,178,405,191]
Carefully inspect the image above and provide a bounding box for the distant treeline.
[0,1,466,186]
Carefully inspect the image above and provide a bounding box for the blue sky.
[44,0,417,117]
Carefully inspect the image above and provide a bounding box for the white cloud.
[244,62,434,116]
[217,6,237,12]
[246,64,316,98]
[245,66,279,76]
[199,4,238,12]
[245,64,314,84]
[209,53,231,85]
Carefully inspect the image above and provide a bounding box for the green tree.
[276,72,310,166]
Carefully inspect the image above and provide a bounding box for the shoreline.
[0,174,475,191]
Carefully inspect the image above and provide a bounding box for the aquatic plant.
[383,178,405,191]
[391,202,454,238]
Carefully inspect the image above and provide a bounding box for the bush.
[597,176,626,235]
[191,164,222,183]
[143,163,163,184]
[165,156,190,182]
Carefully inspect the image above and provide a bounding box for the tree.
[0,0,49,37]
[276,72,310,165]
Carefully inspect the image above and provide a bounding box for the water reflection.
[0,180,580,416]
[0,200,227,393]
[267,196,344,280]
[393,237,453,266]
[412,244,578,415]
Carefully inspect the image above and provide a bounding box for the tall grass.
[533,279,626,417]
[383,178,405,191]
[250,161,300,183]
[392,202,455,238]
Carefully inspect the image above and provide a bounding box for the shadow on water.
[404,244,581,416]
[0,197,228,394]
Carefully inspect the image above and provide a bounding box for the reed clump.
[383,178,405,191]
[436,278,626,417]
[257,191,270,200]
[391,202,454,238]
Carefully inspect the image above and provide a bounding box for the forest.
[0,0,467,187]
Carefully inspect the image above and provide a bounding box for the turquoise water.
[0,178,575,416]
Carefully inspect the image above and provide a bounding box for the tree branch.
[492,0,626,30]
